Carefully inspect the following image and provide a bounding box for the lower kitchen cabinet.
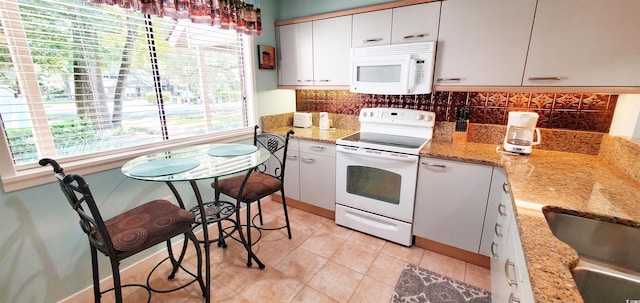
[283,138,300,200]
[281,138,336,211]
[479,168,508,256]
[414,157,493,253]
[491,205,535,303]
[299,140,336,211]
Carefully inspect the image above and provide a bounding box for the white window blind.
[0,0,252,169]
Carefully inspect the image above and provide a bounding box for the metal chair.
[40,158,206,303]
[212,126,295,252]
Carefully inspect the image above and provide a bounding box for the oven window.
[357,65,401,83]
[346,166,401,204]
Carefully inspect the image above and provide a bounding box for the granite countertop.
[267,126,356,144]
[266,126,640,302]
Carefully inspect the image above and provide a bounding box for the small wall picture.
[258,45,276,70]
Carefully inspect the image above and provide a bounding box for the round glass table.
[122,143,271,302]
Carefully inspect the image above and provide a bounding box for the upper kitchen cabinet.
[277,16,352,86]
[351,9,392,48]
[523,0,640,87]
[391,2,440,45]
[434,0,536,86]
[313,15,352,85]
[277,22,313,86]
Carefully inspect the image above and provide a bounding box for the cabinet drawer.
[298,140,335,157]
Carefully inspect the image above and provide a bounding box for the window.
[0,0,256,191]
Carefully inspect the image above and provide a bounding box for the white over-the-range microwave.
[350,41,436,95]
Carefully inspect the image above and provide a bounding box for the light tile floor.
[64,199,490,302]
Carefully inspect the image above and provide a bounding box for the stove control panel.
[359,108,435,126]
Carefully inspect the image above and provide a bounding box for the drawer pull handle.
[316,79,331,83]
[504,258,518,287]
[286,155,298,160]
[502,182,510,194]
[491,241,498,258]
[494,223,503,238]
[509,293,521,303]
[361,38,383,43]
[403,33,428,40]
[436,77,461,82]
[308,145,325,150]
[421,162,446,169]
[300,156,315,162]
[498,203,507,216]
[528,77,561,81]
[297,79,314,83]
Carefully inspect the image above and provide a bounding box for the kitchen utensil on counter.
[319,112,330,130]
[503,111,541,155]
[293,112,312,128]
[453,106,469,143]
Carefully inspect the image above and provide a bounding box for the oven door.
[335,145,418,222]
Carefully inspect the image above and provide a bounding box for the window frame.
[0,0,258,192]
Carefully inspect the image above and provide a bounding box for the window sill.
[1,128,255,193]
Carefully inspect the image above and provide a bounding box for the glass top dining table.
[121,143,271,303]
[121,143,271,182]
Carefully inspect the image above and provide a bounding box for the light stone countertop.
[266,126,640,302]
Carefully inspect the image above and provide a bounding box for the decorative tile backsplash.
[296,90,618,133]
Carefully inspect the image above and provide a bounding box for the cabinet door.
[479,168,507,256]
[434,0,536,86]
[352,9,392,48]
[414,158,493,253]
[283,139,300,200]
[523,0,640,86]
[277,22,313,85]
[299,153,336,211]
[391,2,441,44]
[313,15,352,85]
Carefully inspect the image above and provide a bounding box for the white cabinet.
[491,209,535,303]
[277,22,313,85]
[313,16,352,85]
[283,138,300,200]
[391,2,440,45]
[523,0,640,86]
[277,16,352,86]
[298,140,336,211]
[414,158,493,253]
[434,0,536,86]
[352,3,440,48]
[351,9,392,48]
[479,168,508,256]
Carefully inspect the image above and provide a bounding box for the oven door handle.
[337,147,417,162]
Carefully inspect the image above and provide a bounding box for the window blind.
[0,0,251,167]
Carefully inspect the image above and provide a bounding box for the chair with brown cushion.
[40,158,206,303]
[212,126,295,249]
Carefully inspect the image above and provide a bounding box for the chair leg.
[187,231,207,300]
[256,199,264,225]
[246,202,252,267]
[91,246,101,303]
[110,257,123,303]
[280,189,292,239]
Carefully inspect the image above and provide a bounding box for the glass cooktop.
[338,132,428,149]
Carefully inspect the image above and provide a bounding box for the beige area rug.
[391,264,491,303]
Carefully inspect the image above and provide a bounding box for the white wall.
[609,94,640,138]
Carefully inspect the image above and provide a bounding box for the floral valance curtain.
[89,0,262,36]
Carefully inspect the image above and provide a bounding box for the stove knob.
[415,114,425,121]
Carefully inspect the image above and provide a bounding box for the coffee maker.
[503,112,541,155]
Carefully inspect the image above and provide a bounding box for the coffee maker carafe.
[503,112,541,155]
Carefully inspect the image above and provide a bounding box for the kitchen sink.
[543,207,640,303]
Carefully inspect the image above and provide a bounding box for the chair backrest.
[39,158,117,257]
[253,125,294,181]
